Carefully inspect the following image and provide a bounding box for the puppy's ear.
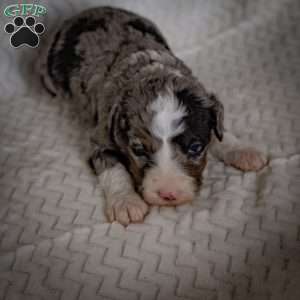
[176,88,224,141]
[209,94,224,141]
[110,103,129,148]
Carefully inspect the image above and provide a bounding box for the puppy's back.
[45,6,171,97]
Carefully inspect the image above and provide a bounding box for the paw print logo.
[4,16,45,48]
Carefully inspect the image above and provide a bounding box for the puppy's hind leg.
[209,131,268,172]
[36,27,59,97]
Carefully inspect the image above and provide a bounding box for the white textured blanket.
[0,1,299,299]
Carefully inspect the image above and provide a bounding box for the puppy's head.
[112,83,223,206]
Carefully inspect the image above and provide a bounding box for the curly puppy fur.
[41,7,267,225]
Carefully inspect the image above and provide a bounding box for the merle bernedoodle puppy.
[40,7,267,225]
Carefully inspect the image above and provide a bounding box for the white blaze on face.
[142,93,196,205]
[150,93,186,171]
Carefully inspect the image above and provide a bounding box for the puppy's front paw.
[106,194,149,226]
[224,147,268,172]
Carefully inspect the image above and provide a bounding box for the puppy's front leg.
[209,131,268,171]
[99,163,149,226]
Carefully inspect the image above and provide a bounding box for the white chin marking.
[143,93,196,205]
[142,166,196,206]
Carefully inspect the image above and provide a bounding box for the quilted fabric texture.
[0,0,299,299]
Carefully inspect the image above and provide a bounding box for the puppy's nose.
[158,190,177,201]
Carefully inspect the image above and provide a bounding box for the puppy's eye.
[188,142,203,156]
[132,144,147,157]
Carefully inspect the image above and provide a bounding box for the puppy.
[41,7,267,225]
